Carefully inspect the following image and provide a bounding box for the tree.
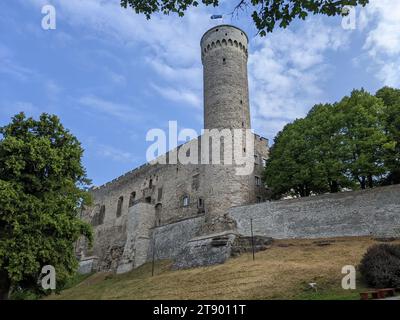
[306,103,353,193]
[263,118,329,198]
[263,87,398,199]
[375,87,400,185]
[337,89,392,189]
[0,113,93,300]
[121,0,369,35]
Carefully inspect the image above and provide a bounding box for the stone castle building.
[77,25,400,274]
[77,25,271,273]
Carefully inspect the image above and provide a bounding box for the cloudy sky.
[1,0,399,186]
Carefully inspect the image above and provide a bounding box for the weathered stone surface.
[78,256,98,274]
[229,185,400,239]
[173,232,237,269]
[230,235,273,257]
[149,215,205,261]
[117,202,155,274]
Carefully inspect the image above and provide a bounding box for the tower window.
[92,205,106,226]
[240,100,243,104]
[99,205,105,224]
[255,176,261,186]
[116,196,123,217]
[197,198,205,213]
[183,195,189,207]
[129,191,136,207]
[262,158,268,167]
[223,58,226,64]
[254,154,259,164]
[149,179,153,188]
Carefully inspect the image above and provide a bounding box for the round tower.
[201,25,251,130]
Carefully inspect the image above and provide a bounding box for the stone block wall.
[229,185,400,239]
[148,215,205,261]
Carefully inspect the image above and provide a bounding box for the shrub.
[359,244,400,289]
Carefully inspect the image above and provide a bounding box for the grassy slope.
[48,237,399,300]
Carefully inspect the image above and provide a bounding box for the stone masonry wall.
[117,202,155,274]
[148,215,205,261]
[229,185,400,239]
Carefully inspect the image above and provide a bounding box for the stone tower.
[201,25,250,130]
[199,25,254,234]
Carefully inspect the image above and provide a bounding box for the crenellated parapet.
[201,25,248,63]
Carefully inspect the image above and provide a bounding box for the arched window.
[183,195,189,207]
[155,203,162,226]
[197,198,205,213]
[99,205,105,224]
[116,196,123,217]
[129,192,136,207]
[149,179,153,188]
[92,205,105,226]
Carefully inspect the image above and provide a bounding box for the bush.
[359,244,400,289]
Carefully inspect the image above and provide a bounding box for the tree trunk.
[329,180,339,193]
[368,174,374,188]
[359,176,366,189]
[0,270,11,300]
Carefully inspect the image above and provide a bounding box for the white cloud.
[0,44,33,81]
[79,95,142,123]
[248,18,350,139]
[0,101,39,121]
[23,0,360,142]
[84,136,137,164]
[26,0,210,113]
[151,83,202,109]
[360,0,400,86]
[95,143,137,163]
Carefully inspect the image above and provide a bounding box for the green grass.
[47,237,400,300]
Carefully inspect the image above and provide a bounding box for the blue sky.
[1,0,399,186]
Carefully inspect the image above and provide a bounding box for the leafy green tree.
[337,89,392,189]
[264,87,398,199]
[376,87,400,185]
[264,118,329,198]
[306,103,353,193]
[121,0,369,35]
[0,113,93,300]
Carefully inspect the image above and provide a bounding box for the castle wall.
[148,215,206,261]
[117,202,155,273]
[80,132,269,271]
[229,184,400,239]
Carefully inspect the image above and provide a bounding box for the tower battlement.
[201,25,248,63]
